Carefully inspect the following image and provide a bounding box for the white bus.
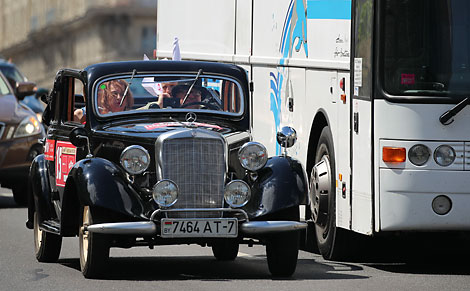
[156,0,470,260]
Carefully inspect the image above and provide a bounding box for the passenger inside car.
[98,79,134,114]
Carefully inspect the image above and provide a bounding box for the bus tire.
[310,126,349,260]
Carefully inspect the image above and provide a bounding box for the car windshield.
[381,0,470,98]
[0,65,27,83]
[94,74,243,116]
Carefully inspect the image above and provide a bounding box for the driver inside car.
[172,85,202,109]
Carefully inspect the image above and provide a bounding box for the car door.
[44,70,86,218]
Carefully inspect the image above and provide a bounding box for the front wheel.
[266,231,300,277]
[34,212,62,262]
[211,239,239,261]
[79,206,110,279]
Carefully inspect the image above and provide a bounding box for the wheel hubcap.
[309,155,331,227]
[79,206,90,267]
[34,212,43,252]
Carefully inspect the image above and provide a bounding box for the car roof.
[84,60,249,87]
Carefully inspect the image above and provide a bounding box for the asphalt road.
[1,187,470,291]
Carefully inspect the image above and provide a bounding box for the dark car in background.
[0,59,47,120]
[28,60,308,278]
[0,71,44,205]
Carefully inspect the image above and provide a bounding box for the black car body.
[0,71,44,205]
[28,60,308,278]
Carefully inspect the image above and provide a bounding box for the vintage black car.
[28,60,308,278]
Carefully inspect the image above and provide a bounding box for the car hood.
[0,94,33,124]
[95,121,243,141]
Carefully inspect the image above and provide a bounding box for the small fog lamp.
[432,195,452,215]
[224,180,251,208]
[153,180,179,207]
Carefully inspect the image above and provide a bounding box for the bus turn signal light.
[383,147,406,163]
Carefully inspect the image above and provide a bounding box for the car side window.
[60,76,85,124]
[0,75,11,95]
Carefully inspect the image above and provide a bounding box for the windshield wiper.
[120,69,137,106]
[439,97,470,125]
[181,69,203,105]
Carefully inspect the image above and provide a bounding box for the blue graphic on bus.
[270,0,308,155]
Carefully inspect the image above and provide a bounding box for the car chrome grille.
[159,132,226,218]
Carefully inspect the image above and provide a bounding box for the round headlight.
[224,180,251,208]
[434,145,455,167]
[238,142,268,171]
[120,145,150,175]
[408,144,430,166]
[153,180,179,207]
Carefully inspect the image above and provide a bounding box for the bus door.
[350,0,374,235]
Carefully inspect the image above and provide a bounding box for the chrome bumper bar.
[86,208,307,235]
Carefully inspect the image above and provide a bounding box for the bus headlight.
[120,145,150,175]
[224,180,251,208]
[238,142,268,171]
[434,145,455,166]
[153,180,179,207]
[408,144,430,166]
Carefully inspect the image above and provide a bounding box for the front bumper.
[86,208,307,236]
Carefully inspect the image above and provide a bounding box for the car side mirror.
[277,126,297,156]
[70,127,93,158]
[15,82,37,100]
[69,127,89,148]
[15,81,37,100]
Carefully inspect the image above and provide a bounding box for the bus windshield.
[381,0,470,98]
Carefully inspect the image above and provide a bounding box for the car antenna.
[120,69,137,106]
[181,69,203,105]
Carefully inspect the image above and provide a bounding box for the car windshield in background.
[94,74,243,116]
[381,0,470,98]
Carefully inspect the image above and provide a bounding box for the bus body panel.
[156,0,470,237]
[352,99,373,234]
[375,100,470,231]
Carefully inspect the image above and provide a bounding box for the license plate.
[161,218,238,238]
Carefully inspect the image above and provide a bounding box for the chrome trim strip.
[150,208,249,221]
[240,221,307,235]
[86,221,157,235]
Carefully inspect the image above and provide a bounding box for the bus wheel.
[310,126,348,260]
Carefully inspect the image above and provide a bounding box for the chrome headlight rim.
[224,179,251,208]
[152,179,179,207]
[120,145,151,175]
[433,145,456,167]
[238,141,268,172]
[408,144,431,166]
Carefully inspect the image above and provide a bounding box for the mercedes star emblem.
[186,112,197,123]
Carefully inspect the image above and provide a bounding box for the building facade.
[0,0,157,87]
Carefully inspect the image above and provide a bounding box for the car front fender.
[244,156,308,219]
[67,157,146,220]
